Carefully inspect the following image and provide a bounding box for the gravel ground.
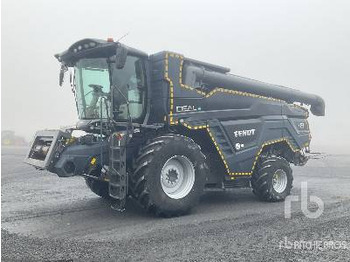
[1,147,350,261]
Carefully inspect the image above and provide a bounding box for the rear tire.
[251,155,293,202]
[130,134,208,217]
[85,178,110,200]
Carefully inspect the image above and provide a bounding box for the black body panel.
[51,140,108,177]
[150,52,313,178]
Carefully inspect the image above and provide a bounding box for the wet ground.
[1,147,350,261]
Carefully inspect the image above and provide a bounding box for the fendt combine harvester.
[25,38,325,216]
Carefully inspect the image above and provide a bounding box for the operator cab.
[55,38,148,129]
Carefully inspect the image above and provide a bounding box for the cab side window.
[112,56,147,120]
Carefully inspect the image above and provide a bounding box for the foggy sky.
[2,0,350,151]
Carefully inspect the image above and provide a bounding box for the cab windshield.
[74,56,146,121]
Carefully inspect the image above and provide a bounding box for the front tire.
[85,178,110,200]
[251,155,293,202]
[130,134,208,217]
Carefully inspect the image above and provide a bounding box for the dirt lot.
[1,147,350,261]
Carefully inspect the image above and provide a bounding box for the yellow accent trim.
[177,54,282,101]
[182,122,208,130]
[164,53,176,125]
[90,157,97,165]
[204,88,281,101]
[207,127,231,173]
[165,52,310,123]
[206,126,305,176]
[163,53,311,175]
[250,138,297,176]
[164,52,286,124]
[179,121,309,177]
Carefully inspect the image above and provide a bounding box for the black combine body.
[25,38,325,216]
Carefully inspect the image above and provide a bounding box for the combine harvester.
[25,38,325,216]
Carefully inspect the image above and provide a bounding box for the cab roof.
[55,38,148,66]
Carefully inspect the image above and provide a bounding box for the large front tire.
[130,134,208,217]
[251,155,293,202]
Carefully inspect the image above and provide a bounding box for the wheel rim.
[160,155,195,199]
[272,169,288,193]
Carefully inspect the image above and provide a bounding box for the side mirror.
[59,64,68,87]
[115,44,128,69]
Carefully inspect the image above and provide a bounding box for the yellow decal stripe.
[177,122,307,177]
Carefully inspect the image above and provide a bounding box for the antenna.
[116,32,129,42]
